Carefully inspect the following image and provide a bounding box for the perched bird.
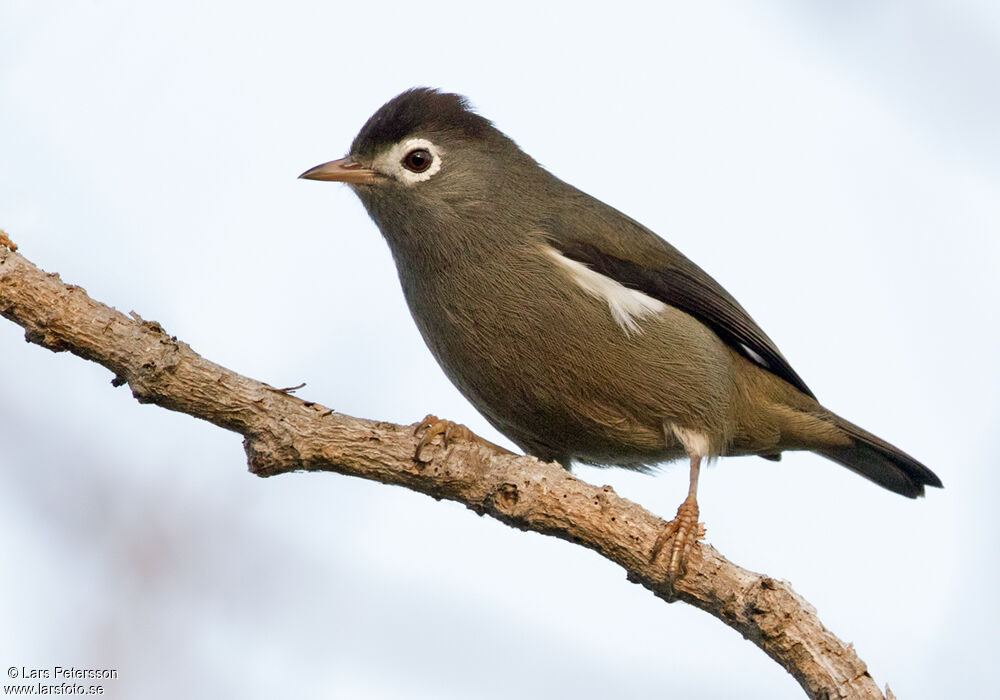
[301,88,942,577]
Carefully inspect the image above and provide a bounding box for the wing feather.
[542,208,815,399]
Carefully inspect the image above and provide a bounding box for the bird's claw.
[650,498,705,582]
[413,414,514,463]
[413,414,475,462]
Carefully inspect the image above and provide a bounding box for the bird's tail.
[812,412,943,498]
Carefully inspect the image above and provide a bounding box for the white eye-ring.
[376,138,443,185]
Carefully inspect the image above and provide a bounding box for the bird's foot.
[650,497,705,582]
[413,414,511,463]
[0,229,17,252]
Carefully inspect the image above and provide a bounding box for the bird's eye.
[402,149,432,173]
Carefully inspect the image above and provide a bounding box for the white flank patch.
[546,247,666,335]
[739,342,770,368]
[669,424,712,458]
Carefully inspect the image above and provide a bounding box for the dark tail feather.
[817,414,943,498]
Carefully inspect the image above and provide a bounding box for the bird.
[300,87,942,579]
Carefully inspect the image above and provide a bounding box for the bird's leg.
[413,414,514,463]
[651,454,706,581]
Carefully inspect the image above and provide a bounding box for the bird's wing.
[541,205,815,398]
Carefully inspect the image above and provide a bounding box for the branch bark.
[0,233,891,700]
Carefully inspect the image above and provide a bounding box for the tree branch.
[0,233,891,699]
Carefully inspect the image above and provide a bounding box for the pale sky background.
[1,1,998,698]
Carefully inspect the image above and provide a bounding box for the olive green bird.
[302,88,942,577]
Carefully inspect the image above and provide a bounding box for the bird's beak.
[299,157,378,184]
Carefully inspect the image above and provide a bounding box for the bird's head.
[301,88,548,248]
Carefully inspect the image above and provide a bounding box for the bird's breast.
[392,241,736,464]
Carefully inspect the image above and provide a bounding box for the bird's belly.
[402,268,736,467]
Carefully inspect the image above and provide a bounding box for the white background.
[2,1,997,698]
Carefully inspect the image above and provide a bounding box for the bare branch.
[0,235,889,699]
